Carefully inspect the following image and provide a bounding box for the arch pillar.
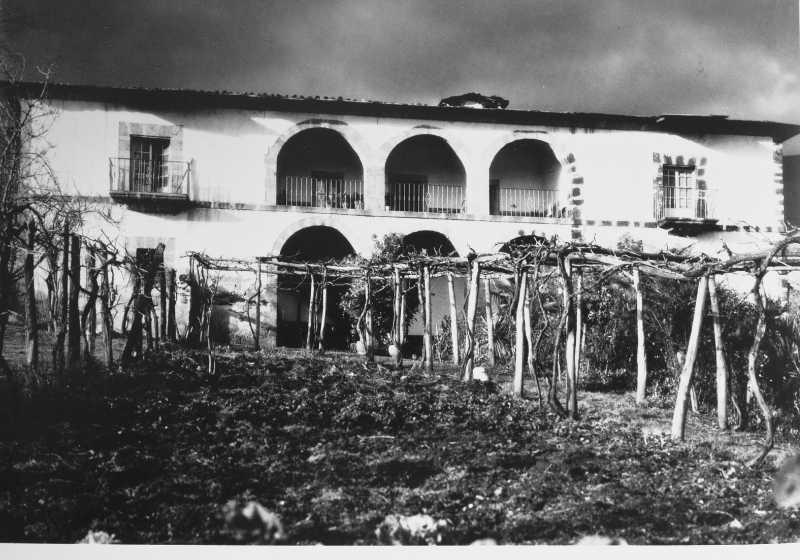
[465,160,490,216]
[265,158,278,205]
[363,165,385,212]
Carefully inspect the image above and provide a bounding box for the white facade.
[23,85,799,349]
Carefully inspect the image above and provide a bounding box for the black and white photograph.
[1,0,800,551]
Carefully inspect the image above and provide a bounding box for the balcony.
[490,186,567,218]
[109,157,191,211]
[654,186,718,234]
[386,183,465,214]
[278,176,364,209]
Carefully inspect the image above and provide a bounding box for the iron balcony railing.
[490,186,567,218]
[278,176,364,209]
[109,157,190,195]
[654,186,715,221]
[387,183,465,214]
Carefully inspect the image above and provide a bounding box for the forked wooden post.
[671,275,709,441]
[66,234,81,370]
[159,267,167,342]
[562,259,577,417]
[100,252,114,368]
[399,278,407,346]
[707,274,728,429]
[513,269,528,396]
[423,264,432,372]
[365,273,374,362]
[447,272,459,365]
[462,258,481,381]
[305,272,315,352]
[318,267,328,352]
[24,219,38,373]
[573,267,583,379]
[254,260,262,351]
[392,267,402,366]
[484,276,495,367]
[167,269,177,342]
[86,252,97,355]
[633,267,648,405]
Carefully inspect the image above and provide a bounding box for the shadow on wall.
[785,155,800,228]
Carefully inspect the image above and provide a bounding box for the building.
[17,83,800,349]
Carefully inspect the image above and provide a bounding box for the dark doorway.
[277,226,355,349]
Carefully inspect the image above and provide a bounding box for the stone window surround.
[118,122,184,161]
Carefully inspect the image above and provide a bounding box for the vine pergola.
[188,232,800,465]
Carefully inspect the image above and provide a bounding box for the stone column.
[465,161,490,216]
[363,165,385,212]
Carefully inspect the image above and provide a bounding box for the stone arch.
[484,132,584,240]
[383,133,469,213]
[265,122,372,204]
[377,128,472,173]
[271,216,364,257]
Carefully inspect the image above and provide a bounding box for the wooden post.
[318,267,328,352]
[100,252,113,368]
[305,272,315,352]
[447,272,459,365]
[513,269,528,396]
[254,260,262,351]
[365,273,374,362]
[24,218,38,373]
[707,274,728,429]
[66,234,81,370]
[484,276,495,367]
[159,267,167,342]
[81,250,99,362]
[563,259,577,418]
[167,269,177,342]
[671,275,709,441]
[423,264,432,372]
[523,274,543,405]
[573,267,583,379]
[54,222,69,376]
[399,278,407,346]
[633,267,648,405]
[462,258,480,381]
[392,267,402,366]
[188,258,200,346]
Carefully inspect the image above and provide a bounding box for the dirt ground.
[0,343,799,544]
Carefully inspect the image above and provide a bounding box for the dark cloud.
[4,0,799,124]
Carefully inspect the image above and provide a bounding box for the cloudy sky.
[4,0,799,128]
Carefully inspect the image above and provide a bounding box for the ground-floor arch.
[277,225,355,349]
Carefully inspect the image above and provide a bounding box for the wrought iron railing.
[109,157,190,195]
[490,186,567,218]
[387,183,464,213]
[654,186,715,221]
[278,176,364,209]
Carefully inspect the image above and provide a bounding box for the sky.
[3,0,799,134]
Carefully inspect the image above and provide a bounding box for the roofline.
[10,81,800,143]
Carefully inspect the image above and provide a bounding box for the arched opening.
[385,135,466,214]
[403,230,459,257]
[499,234,549,255]
[277,226,355,349]
[489,140,563,217]
[402,230,460,356]
[276,128,364,209]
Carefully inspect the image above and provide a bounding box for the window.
[130,136,170,193]
[662,165,696,210]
